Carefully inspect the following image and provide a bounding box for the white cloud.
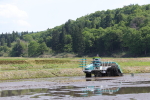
[0,4,31,33]
[0,20,8,24]
[14,20,30,27]
[0,4,28,18]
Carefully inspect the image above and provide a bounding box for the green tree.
[114,10,125,24]
[37,42,48,55]
[102,28,123,53]
[82,28,96,54]
[7,37,11,47]
[59,27,66,51]
[105,14,112,27]
[63,35,73,52]
[10,40,26,57]
[23,34,33,42]
[130,16,145,29]
[28,41,39,57]
[0,38,5,46]
[45,36,52,47]
[72,25,85,55]
[51,30,60,52]
[139,26,150,55]
[123,28,143,56]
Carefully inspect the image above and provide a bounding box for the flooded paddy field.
[0,73,150,100]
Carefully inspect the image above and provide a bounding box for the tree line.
[1,4,150,57]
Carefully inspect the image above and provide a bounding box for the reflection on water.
[120,81,150,85]
[1,85,150,99]
[86,78,115,81]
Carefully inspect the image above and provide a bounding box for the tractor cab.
[93,58,101,69]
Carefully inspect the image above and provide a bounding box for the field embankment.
[0,57,150,80]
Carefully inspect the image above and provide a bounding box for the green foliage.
[10,40,26,57]
[37,42,49,55]
[0,46,10,56]
[63,35,73,52]
[1,4,150,57]
[28,41,39,57]
[51,30,60,52]
[23,34,33,42]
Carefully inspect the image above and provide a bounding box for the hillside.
[0,4,150,57]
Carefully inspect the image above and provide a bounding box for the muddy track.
[0,73,150,100]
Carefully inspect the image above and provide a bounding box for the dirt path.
[1,73,150,100]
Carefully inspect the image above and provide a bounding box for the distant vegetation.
[1,4,150,57]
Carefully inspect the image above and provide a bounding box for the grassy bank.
[0,57,84,80]
[0,57,150,80]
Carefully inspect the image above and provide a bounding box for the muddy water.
[0,73,150,100]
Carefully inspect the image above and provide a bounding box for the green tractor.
[79,57,123,77]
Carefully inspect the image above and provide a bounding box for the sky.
[0,0,150,33]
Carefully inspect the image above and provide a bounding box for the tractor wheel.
[112,66,122,76]
[86,73,91,77]
[114,67,119,76]
[106,66,119,76]
[107,67,115,76]
[106,67,112,76]
[94,72,102,77]
[110,66,118,76]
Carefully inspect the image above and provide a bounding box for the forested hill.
[1,4,150,57]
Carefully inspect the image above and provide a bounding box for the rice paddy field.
[0,57,150,80]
